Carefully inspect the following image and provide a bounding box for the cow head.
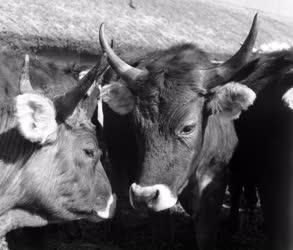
[13,55,115,221]
[99,15,258,211]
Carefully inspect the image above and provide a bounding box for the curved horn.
[54,54,109,122]
[85,40,114,97]
[99,23,147,84]
[19,54,34,93]
[216,14,259,82]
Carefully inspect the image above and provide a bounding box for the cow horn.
[19,54,34,93]
[215,14,259,82]
[54,54,109,122]
[85,40,114,97]
[99,23,148,84]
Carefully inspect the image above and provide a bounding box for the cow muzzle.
[96,194,116,219]
[129,183,177,212]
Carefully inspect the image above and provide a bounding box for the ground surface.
[5,200,266,250]
[0,0,291,249]
[0,0,293,57]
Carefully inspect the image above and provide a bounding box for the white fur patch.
[210,59,224,65]
[78,69,90,80]
[100,82,135,115]
[15,94,58,144]
[282,88,293,110]
[199,175,212,193]
[86,83,97,97]
[129,183,178,212]
[97,85,104,126]
[97,194,114,219]
[210,82,256,120]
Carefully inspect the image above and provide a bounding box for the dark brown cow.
[98,15,258,249]
[0,54,115,248]
[227,47,293,250]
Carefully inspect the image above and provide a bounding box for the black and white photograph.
[0,0,293,249]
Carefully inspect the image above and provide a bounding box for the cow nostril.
[152,189,159,202]
[130,184,177,211]
[92,209,98,216]
[145,189,159,204]
[130,185,161,209]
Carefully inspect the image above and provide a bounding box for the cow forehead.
[56,123,97,147]
[139,43,212,70]
[131,44,212,129]
[133,44,210,102]
[134,84,204,133]
[64,106,96,131]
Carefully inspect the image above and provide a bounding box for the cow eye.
[83,148,95,158]
[180,123,196,135]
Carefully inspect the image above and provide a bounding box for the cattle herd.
[0,13,293,250]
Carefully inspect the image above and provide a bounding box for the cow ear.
[15,94,58,144]
[207,82,256,119]
[100,82,135,115]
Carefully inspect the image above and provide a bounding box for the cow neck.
[0,102,39,165]
[190,116,237,189]
[0,102,16,133]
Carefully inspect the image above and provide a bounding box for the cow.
[224,45,293,250]
[98,14,258,249]
[0,54,116,249]
[228,42,293,230]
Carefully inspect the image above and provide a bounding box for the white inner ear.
[15,94,58,144]
[211,82,256,120]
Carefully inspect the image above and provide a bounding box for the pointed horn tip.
[99,23,105,39]
[99,23,107,52]
[213,13,259,84]
[99,23,105,34]
[251,13,259,30]
[242,13,259,46]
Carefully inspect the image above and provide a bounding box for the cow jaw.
[129,183,177,211]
